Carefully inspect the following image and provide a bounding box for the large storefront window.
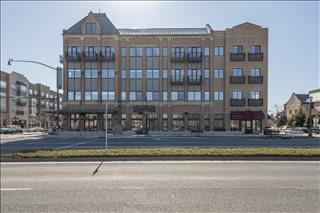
[147,113,158,131]
[103,114,112,131]
[172,113,184,131]
[204,114,210,131]
[70,114,80,131]
[121,114,127,130]
[131,113,143,130]
[162,114,168,131]
[214,114,225,131]
[85,114,97,131]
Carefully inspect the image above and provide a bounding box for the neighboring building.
[60,11,268,132]
[309,89,320,128]
[0,70,62,128]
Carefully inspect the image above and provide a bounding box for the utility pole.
[308,97,313,137]
[105,103,108,149]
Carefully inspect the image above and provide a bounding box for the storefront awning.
[231,111,265,120]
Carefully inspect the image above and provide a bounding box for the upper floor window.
[130,48,143,57]
[68,67,81,79]
[129,70,143,79]
[204,69,210,79]
[84,46,97,56]
[188,47,201,57]
[0,80,6,89]
[232,90,243,99]
[250,68,261,77]
[102,69,115,78]
[85,64,98,78]
[232,45,243,54]
[171,69,184,81]
[188,69,201,81]
[214,69,224,79]
[146,48,159,57]
[67,46,80,56]
[232,68,243,77]
[146,70,159,79]
[163,48,168,56]
[162,70,168,78]
[85,91,98,101]
[121,48,126,57]
[68,91,81,101]
[188,91,201,101]
[250,45,261,54]
[214,91,224,101]
[102,91,115,101]
[129,92,142,101]
[146,92,159,101]
[250,90,261,99]
[101,46,114,56]
[86,22,97,35]
[171,47,185,58]
[121,70,126,79]
[214,46,224,56]
[205,47,210,56]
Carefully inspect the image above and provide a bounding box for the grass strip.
[3,148,320,158]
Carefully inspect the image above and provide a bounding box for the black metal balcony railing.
[171,53,185,63]
[99,52,115,61]
[171,77,185,85]
[65,51,81,61]
[230,98,245,107]
[248,76,263,84]
[248,98,263,107]
[248,52,263,61]
[83,51,98,61]
[187,53,202,62]
[188,76,202,84]
[230,53,245,61]
[230,76,245,84]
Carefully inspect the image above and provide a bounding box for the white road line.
[1,188,31,191]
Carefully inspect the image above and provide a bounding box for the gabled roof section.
[118,27,210,36]
[231,22,264,29]
[295,94,309,103]
[63,11,118,35]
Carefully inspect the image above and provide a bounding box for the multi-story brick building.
[0,70,62,128]
[60,11,268,133]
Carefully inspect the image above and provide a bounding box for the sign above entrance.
[133,105,156,113]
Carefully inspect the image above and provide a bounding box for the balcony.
[99,52,115,61]
[188,76,202,84]
[248,98,263,107]
[230,53,245,61]
[83,51,98,61]
[65,51,81,61]
[230,76,245,84]
[248,76,263,84]
[171,54,185,63]
[248,52,263,61]
[230,99,245,107]
[187,53,202,62]
[171,77,185,85]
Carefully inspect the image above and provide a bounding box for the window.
[250,90,261,99]
[250,45,261,54]
[171,47,184,58]
[163,48,168,56]
[188,69,201,81]
[84,46,97,57]
[129,70,143,79]
[68,91,81,101]
[146,70,159,79]
[85,91,98,101]
[29,89,33,95]
[85,69,98,78]
[162,70,168,78]
[129,92,142,101]
[102,91,115,101]
[102,69,115,78]
[232,68,243,77]
[232,90,243,99]
[68,67,81,79]
[146,48,159,57]
[163,92,168,101]
[250,68,261,77]
[171,91,184,101]
[171,92,178,101]
[0,80,6,89]
[86,22,96,35]
[146,92,159,101]
[214,91,224,101]
[101,46,114,57]
[188,47,201,57]
[85,114,98,131]
[121,92,126,101]
[204,92,210,101]
[171,69,184,81]
[205,47,210,56]
[188,92,201,101]
[130,48,143,57]
[214,69,224,79]
[204,69,210,79]
[67,46,80,56]
[70,114,80,131]
[121,70,126,79]
[232,45,243,54]
[121,48,126,57]
[214,46,224,56]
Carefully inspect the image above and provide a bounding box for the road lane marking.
[1,188,31,191]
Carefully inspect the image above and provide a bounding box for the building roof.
[118,28,211,36]
[295,94,309,103]
[63,12,118,35]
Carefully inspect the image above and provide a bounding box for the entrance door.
[241,120,253,133]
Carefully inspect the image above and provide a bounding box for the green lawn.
[3,147,320,158]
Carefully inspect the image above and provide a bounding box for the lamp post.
[8,58,62,129]
[308,96,313,137]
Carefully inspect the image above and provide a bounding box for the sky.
[1,1,319,113]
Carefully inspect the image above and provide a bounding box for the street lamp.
[7,58,62,129]
[307,96,313,137]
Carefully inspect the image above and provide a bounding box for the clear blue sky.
[1,1,319,112]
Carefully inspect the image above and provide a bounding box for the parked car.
[6,125,23,134]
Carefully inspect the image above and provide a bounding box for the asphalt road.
[1,161,319,212]
[1,135,319,154]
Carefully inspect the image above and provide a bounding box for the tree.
[293,109,306,127]
[277,113,287,127]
